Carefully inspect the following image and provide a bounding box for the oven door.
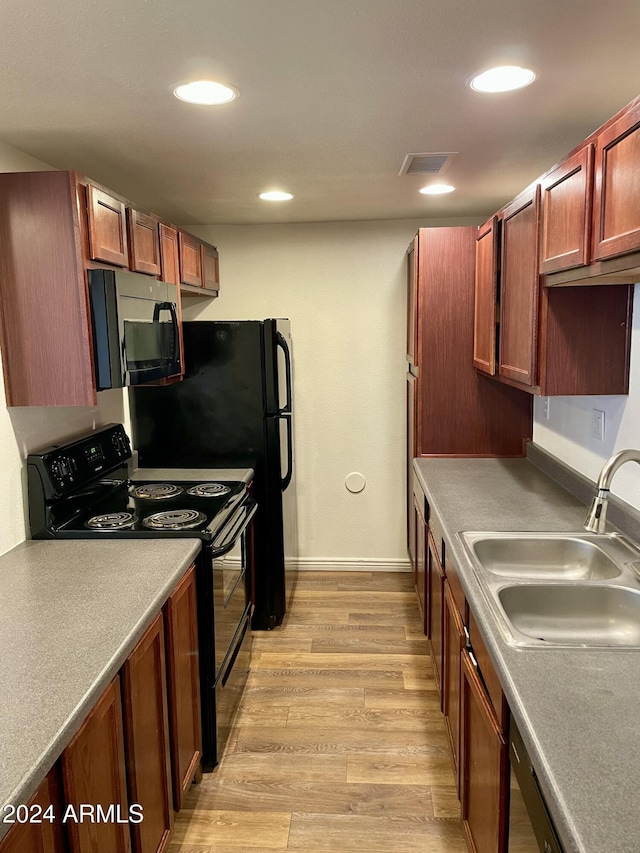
[198,495,257,770]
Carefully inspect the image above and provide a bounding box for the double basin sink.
[459,531,640,648]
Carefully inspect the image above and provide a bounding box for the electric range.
[27,423,256,770]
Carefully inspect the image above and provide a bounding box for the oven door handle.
[210,497,257,557]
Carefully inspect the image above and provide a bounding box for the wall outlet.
[542,397,551,420]
[591,409,605,442]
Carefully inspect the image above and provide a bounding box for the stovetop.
[26,424,247,544]
[52,478,246,541]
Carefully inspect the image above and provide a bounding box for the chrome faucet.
[584,449,640,533]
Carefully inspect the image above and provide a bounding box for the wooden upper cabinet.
[540,145,594,273]
[159,224,180,285]
[87,184,128,267]
[121,613,173,853]
[406,234,419,370]
[179,231,204,287]
[593,97,640,261]
[127,209,161,276]
[165,565,202,811]
[61,678,132,853]
[201,243,220,293]
[0,768,66,853]
[499,185,541,388]
[473,216,498,375]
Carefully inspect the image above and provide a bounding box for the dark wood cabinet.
[201,243,220,293]
[460,648,508,853]
[127,209,161,276]
[427,533,444,696]
[61,678,132,853]
[540,145,593,274]
[406,234,419,370]
[164,565,202,811]
[443,580,465,792]
[412,485,428,635]
[499,186,541,388]
[473,216,499,375]
[178,232,203,287]
[0,768,66,853]
[87,184,129,267]
[121,614,173,853]
[593,96,640,261]
[408,227,532,458]
[159,224,180,285]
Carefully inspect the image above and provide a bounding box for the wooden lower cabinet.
[427,534,445,695]
[443,581,465,791]
[164,565,202,811]
[121,614,173,853]
[412,491,428,634]
[0,768,66,853]
[61,678,132,853]
[460,649,509,853]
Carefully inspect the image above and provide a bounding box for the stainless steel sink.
[497,584,640,647]
[470,534,621,580]
[458,531,640,648]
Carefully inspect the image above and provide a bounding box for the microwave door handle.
[276,331,292,414]
[153,301,181,363]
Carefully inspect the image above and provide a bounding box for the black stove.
[26,424,246,545]
[27,423,257,772]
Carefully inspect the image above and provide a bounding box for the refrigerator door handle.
[280,414,293,491]
[276,331,293,414]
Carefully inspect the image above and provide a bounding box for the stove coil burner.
[142,509,208,530]
[129,483,184,500]
[86,512,138,530]
[186,483,232,498]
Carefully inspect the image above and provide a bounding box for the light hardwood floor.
[168,571,467,852]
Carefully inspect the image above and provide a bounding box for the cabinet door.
[473,216,498,375]
[443,581,465,793]
[427,534,444,696]
[159,224,180,285]
[61,678,131,853]
[460,649,508,853]
[201,243,220,293]
[128,210,161,276]
[165,565,202,811]
[121,614,173,853]
[499,186,541,388]
[407,234,419,370]
[413,493,428,635]
[592,98,640,260]
[0,768,66,853]
[178,232,203,287]
[86,185,128,267]
[540,145,593,273]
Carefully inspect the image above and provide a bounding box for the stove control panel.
[27,423,132,499]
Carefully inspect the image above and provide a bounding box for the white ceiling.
[2,0,640,226]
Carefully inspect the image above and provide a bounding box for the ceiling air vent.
[398,152,458,176]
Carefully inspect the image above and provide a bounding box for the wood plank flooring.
[168,571,466,852]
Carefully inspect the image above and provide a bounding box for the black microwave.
[88,268,181,390]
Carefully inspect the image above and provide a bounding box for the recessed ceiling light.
[419,184,455,195]
[470,65,537,93]
[258,191,294,201]
[173,80,238,105]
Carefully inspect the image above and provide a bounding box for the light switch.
[591,409,605,442]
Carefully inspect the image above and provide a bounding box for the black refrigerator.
[130,319,297,629]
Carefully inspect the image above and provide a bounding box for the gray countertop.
[0,538,201,842]
[413,456,640,853]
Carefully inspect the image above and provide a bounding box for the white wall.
[183,219,472,570]
[0,142,127,555]
[533,284,640,509]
